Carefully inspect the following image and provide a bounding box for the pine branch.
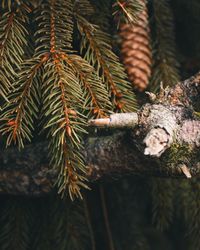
[30,198,54,250]
[0,195,91,250]
[61,54,112,118]
[34,0,73,57]
[0,0,116,199]
[0,0,89,199]
[88,0,112,32]
[35,0,89,199]
[0,71,199,195]
[182,181,200,250]
[76,15,138,112]
[42,57,89,199]
[1,0,31,11]
[108,180,150,250]
[0,0,139,199]
[151,178,174,231]
[51,198,90,250]
[112,0,144,28]
[0,198,31,250]
[73,0,95,18]
[0,5,29,100]
[150,0,180,93]
[0,56,47,148]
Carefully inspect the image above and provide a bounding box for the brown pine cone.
[120,0,152,91]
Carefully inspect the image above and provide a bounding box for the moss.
[194,111,200,118]
[162,142,199,170]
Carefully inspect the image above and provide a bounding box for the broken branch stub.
[88,113,138,128]
[89,103,195,158]
[89,75,200,172]
[137,104,179,157]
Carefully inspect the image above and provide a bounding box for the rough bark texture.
[0,142,56,195]
[0,72,199,195]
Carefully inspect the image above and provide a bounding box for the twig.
[99,185,115,250]
[179,164,192,178]
[89,113,138,128]
[83,196,96,250]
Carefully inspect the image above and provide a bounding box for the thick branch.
[0,72,199,195]
[0,128,200,196]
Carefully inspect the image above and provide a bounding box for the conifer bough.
[0,0,137,199]
[0,72,199,195]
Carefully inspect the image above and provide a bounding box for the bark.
[0,72,199,196]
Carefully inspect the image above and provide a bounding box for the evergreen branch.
[109,179,150,250]
[151,178,174,231]
[0,198,31,250]
[63,200,90,250]
[0,8,28,99]
[1,1,36,11]
[30,198,53,250]
[76,15,138,112]
[30,196,90,250]
[1,0,24,11]
[87,0,112,32]
[182,181,200,250]
[0,55,48,148]
[0,0,137,198]
[28,0,43,10]
[112,0,144,28]
[150,0,180,93]
[42,56,88,199]
[61,53,112,118]
[34,0,73,57]
[73,0,95,18]
[34,0,89,199]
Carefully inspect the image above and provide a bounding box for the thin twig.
[99,185,115,250]
[83,196,96,250]
[89,113,138,128]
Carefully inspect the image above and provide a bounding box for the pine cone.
[120,0,152,91]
